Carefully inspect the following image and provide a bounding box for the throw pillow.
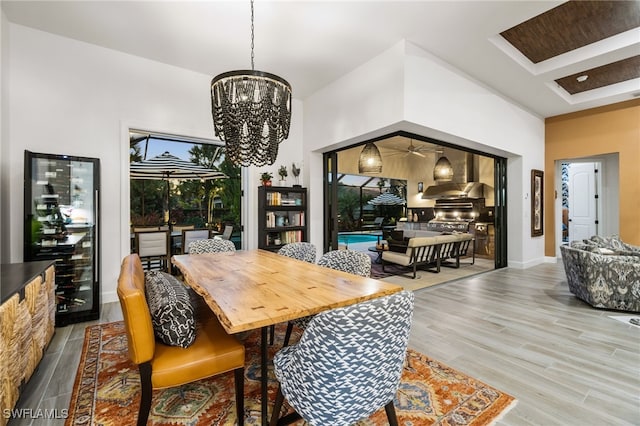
[145,271,196,348]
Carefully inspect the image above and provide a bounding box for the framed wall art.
[531,169,544,237]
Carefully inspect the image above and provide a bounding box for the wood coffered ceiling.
[555,56,640,95]
[500,0,640,95]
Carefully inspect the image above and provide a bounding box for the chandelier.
[358,143,383,174]
[210,0,292,166]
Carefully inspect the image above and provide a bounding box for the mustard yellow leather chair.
[117,254,245,425]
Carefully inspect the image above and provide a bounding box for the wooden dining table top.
[172,249,403,334]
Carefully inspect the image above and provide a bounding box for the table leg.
[261,326,268,426]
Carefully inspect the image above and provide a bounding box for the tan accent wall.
[545,99,640,256]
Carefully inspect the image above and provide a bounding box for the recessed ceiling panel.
[500,1,640,64]
[555,55,640,94]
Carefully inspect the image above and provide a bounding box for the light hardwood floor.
[9,262,640,425]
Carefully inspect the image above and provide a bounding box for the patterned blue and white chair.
[282,249,371,347]
[317,249,372,277]
[277,242,317,263]
[270,290,415,426]
[188,238,236,254]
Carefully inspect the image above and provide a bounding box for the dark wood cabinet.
[258,186,307,252]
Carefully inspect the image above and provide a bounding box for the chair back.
[172,224,195,232]
[133,226,160,232]
[317,249,371,277]
[274,290,415,425]
[220,225,233,240]
[135,230,170,271]
[189,238,236,254]
[135,230,169,256]
[277,242,317,263]
[182,229,210,254]
[116,254,155,365]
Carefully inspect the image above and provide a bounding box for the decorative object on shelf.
[259,186,307,252]
[278,165,288,186]
[291,162,301,187]
[433,155,454,182]
[210,0,292,167]
[358,143,382,173]
[261,172,273,186]
[417,182,424,193]
[531,169,544,237]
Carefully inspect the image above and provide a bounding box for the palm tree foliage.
[129,140,240,230]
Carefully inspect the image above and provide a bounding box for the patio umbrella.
[130,151,228,224]
[367,192,406,206]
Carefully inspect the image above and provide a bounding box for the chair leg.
[138,362,152,426]
[269,324,275,345]
[385,401,399,426]
[234,367,245,426]
[269,385,285,426]
[283,322,294,347]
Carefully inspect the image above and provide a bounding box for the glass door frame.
[322,131,508,269]
[323,151,338,252]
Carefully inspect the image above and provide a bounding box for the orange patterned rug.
[66,321,516,425]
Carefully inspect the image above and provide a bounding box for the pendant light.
[358,143,383,174]
[210,0,292,166]
[433,156,453,182]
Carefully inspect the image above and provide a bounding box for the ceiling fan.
[382,139,443,158]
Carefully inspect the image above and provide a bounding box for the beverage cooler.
[24,150,100,326]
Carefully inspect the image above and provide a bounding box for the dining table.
[172,249,403,426]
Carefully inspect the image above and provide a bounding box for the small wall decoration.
[531,169,544,237]
[417,182,424,193]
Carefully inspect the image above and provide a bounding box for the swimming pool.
[337,233,381,245]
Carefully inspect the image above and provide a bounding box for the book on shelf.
[265,211,305,228]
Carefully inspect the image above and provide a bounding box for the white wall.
[0,10,9,264]
[4,24,305,304]
[304,40,545,267]
[4,26,546,307]
[303,41,407,252]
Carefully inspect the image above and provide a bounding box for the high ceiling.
[3,1,639,118]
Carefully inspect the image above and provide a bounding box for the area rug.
[66,321,516,425]
[368,252,410,279]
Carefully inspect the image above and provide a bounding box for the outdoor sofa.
[381,232,474,278]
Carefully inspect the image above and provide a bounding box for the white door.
[568,163,598,241]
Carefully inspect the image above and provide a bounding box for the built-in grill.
[426,198,485,233]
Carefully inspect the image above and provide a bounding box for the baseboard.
[508,257,545,269]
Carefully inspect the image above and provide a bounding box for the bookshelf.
[258,186,307,251]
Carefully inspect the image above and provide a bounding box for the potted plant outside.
[261,172,273,187]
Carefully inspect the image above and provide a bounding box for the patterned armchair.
[560,236,640,312]
[282,249,372,346]
[270,290,415,426]
[188,238,236,254]
[277,242,317,263]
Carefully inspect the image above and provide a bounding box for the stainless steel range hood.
[422,182,492,199]
[422,152,492,199]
